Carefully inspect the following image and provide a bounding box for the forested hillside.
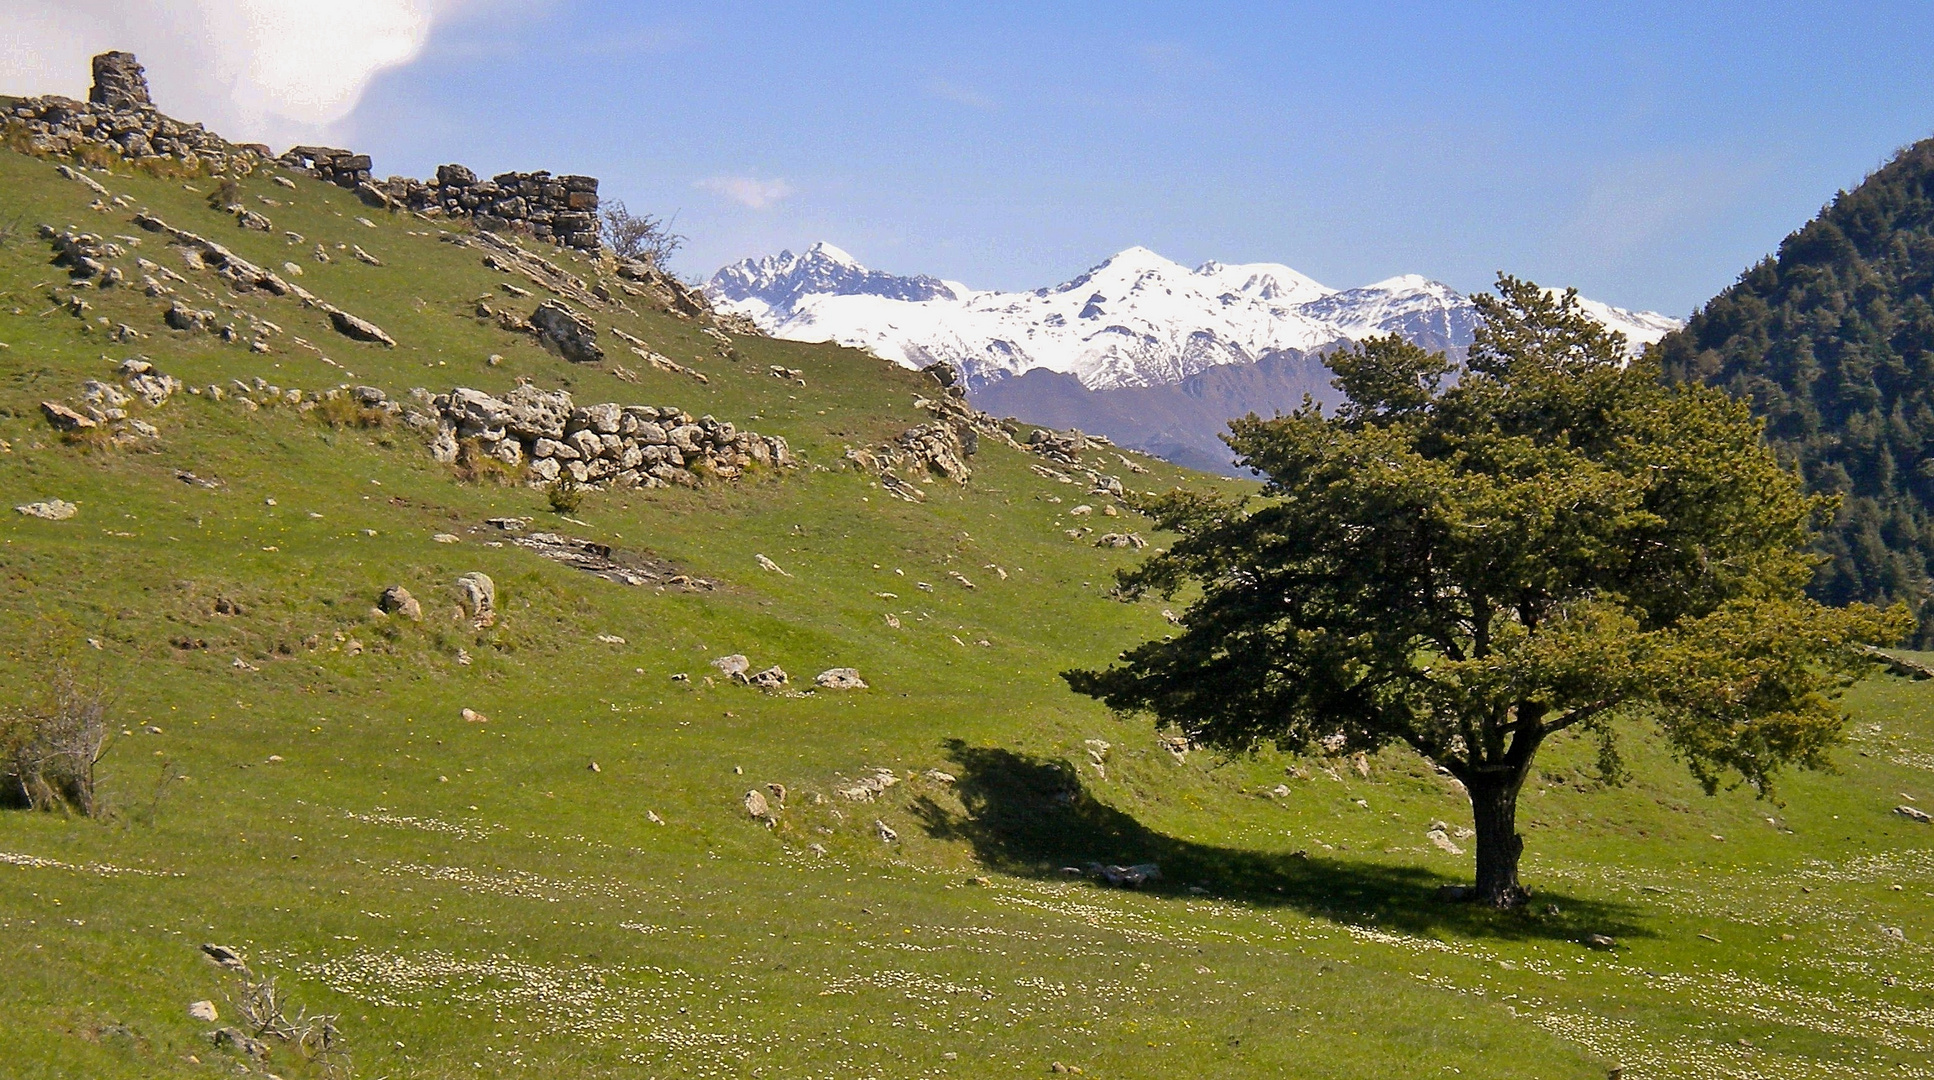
[1657,138,1934,643]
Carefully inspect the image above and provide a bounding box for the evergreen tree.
[1657,138,1934,644]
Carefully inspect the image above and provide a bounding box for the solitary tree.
[1067,277,1907,907]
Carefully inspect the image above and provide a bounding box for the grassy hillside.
[3,148,1933,1080]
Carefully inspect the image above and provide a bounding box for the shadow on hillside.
[912,741,1646,944]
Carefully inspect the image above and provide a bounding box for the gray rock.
[328,308,396,347]
[1898,805,1933,824]
[208,1026,269,1060]
[815,668,868,690]
[748,665,789,689]
[378,585,421,621]
[876,819,898,842]
[456,572,496,626]
[14,499,78,521]
[744,788,771,820]
[40,401,96,431]
[531,300,603,363]
[89,51,153,112]
[712,654,750,681]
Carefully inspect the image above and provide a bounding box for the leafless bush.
[2,654,113,815]
[600,200,684,268]
[228,971,348,1075]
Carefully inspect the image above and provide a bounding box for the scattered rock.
[1096,863,1161,888]
[187,1000,218,1022]
[712,654,751,681]
[744,788,772,820]
[461,707,488,723]
[815,668,868,690]
[756,553,791,576]
[14,499,78,520]
[1426,828,1464,855]
[208,1026,269,1060]
[530,300,604,363]
[1897,805,1933,824]
[432,532,461,544]
[748,665,789,689]
[40,401,97,431]
[875,819,899,842]
[199,943,249,971]
[378,585,421,621]
[837,768,902,802]
[455,572,496,626]
[327,308,396,347]
[1586,934,1618,949]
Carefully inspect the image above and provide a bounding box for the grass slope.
[1,148,1932,1080]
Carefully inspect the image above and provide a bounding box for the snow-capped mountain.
[705,244,1681,392]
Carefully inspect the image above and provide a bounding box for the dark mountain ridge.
[1657,137,1934,643]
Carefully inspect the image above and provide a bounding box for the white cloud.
[698,176,796,210]
[0,0,466,147]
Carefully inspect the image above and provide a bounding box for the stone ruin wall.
[4,51,268,176]
[6,51,604,253]
[279,152,603,251]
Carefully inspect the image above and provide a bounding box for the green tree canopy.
[1069,277,1907,907]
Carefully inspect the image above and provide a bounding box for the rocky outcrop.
[8,54,262,174]
[388,383,792,490]
[844,364,1018,501]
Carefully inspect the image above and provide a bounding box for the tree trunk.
[1467,771,1529,908]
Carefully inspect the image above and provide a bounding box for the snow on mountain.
[705,245,1680,391]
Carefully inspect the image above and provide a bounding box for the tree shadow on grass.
[912,741,1648,944]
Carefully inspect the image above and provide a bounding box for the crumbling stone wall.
[4,51,263,174]
[89,51,152,111]
[280,149,603,251]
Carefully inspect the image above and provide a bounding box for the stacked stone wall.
[281,149,602,251]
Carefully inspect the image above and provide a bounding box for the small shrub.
[208,176,241,210]
[59,425,118,454]
[68,141,123,171]
[311,395,389,430]
[546,473,583,513]
[133,156,209,181]
[452,439,523,485]
[600,200,684,267]
[2,654,113,816]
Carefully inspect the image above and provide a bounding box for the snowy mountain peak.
[704,244,1682,391]
[805,240,860,267]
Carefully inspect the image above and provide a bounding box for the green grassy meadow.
[2,148,1932,1080]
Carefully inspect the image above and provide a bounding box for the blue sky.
[30,1,1934,314]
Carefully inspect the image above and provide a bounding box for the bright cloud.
[0,0,465,146]
[698,176,796,210]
